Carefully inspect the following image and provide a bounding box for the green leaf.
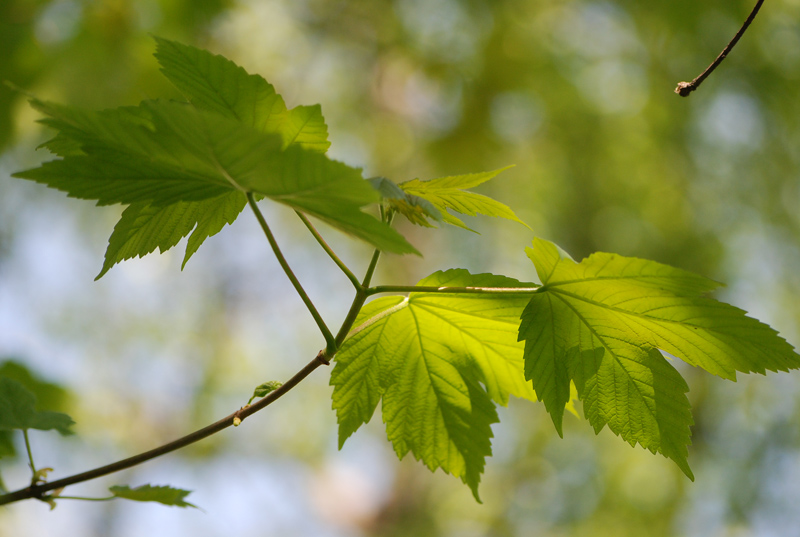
[369,176,443,227]
[248,381,283,404]
[0,378,74,435]
[332,270,537,500]
[399,167,529,232]
[153,37,331,153]
[109,484,198,509]
[0,432,14,459]
[88,38,334,277]
[16,99,416,256]
[15,99,260,206]
[96,192,247,279]
[0,359,71,413]
[519,238,800,479]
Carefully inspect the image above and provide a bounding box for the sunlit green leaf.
[332,270,536,500]
[399,167,528,231]
[369,176,443,227]
[520,238,800,479]
[109,484,197,509]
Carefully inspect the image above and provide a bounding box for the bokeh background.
[2,0,800,535]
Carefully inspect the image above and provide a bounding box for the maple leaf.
[399,167,529,231]
[13,38,417,278]
[519,238,800,479]
[0,378,74,436]
[109,484,197,508]
[332,270,536,500]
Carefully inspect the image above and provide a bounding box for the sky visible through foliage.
[2,0,800,535]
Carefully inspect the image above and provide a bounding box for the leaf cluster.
[7,37,800,505]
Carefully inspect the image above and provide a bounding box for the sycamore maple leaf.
[519,238,800,479]
[332,270,537,500]
[398,167,529,232]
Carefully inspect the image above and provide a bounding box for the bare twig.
[675,0,765,97]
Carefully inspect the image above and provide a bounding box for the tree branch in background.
[675,0,764,97]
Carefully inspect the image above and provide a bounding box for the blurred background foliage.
[2,0,800,535]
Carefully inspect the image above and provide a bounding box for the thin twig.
[246,193,337,355]
[0,352,331,507]
[295,211,362,290]
[56,495,115,502]
[675,0,765,97]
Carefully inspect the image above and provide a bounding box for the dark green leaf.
[0,378,74,435]
[153,37,331,153]
[96,192,246,279]
[16,99,416,255]
[109,484,197,508]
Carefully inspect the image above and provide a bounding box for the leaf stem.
[56,495,116,502]
[365,285,540,297]
[0,352,331,507]
[246,192,336,355]
[333,210,390,347]
[295,211,362,290]
[22,430,36,481]
[361,208,390,290]
[675,0,765,97]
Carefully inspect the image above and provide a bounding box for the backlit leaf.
[399,167,528,231]
[332,270,537,499]
[519,238,800,479]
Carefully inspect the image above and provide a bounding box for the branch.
[0,352,331,507]
[295,211,362,290]
[675,0,765,97]
[246,193,337,355]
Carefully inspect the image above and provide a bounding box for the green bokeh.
[2,1,800,535]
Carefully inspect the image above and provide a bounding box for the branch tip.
[674,0,764,98]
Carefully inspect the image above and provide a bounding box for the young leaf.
[0,378,74,435]
[247,381,283,405]
[519,238,800,479]
[109,484,197,509]
[369,176,443,227]
[332,270,537,500]
[399,167,529,231]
